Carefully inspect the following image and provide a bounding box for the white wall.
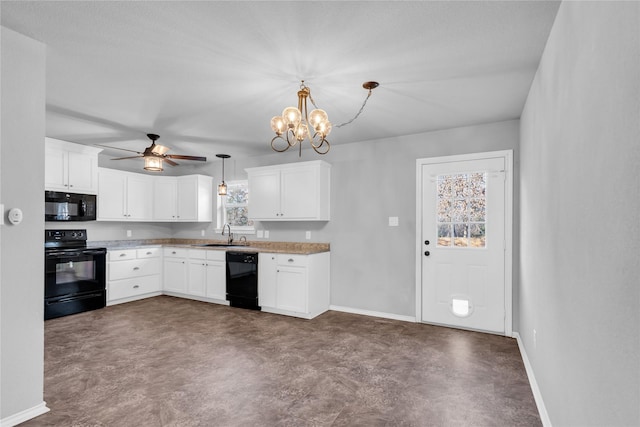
[176,120,520,319]
[0,27,48,421]
[520,2,640,425]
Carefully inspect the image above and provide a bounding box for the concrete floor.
[24,296,541,426]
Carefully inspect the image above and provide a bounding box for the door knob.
[424,251,430,256]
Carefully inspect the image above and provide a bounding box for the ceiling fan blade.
[166,154,207,161]
[111,155,144,160]
[151,144,170,155]
[164,158,178,166]
[95,144,143,155]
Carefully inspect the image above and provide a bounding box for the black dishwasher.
[226,252,260,310]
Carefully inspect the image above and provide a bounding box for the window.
[436,172,486,248]
[217,180,254,233]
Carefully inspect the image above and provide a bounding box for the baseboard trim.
[0,401,49,427]
[513,332,552,426]
[329,305,416,323]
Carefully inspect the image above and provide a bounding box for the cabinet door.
[187,260,207,297]
[258,253,277,308]
[276,266,307,313]
[177,176,197,221]
[153,177,178,220]
[98,169,127,220]
[164,257,187,293]
[126,175,153,220]
[281,167,318,219]
[67,151,97,193]
[44,146,68,191]
[205,261,226,300]
[248,170,281,219]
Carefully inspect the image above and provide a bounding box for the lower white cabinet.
[258,252,330,319]
[163,247,188,293]
[107,247,162,305]
[163,247,227,304]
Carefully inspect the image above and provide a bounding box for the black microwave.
[45,191,97,221]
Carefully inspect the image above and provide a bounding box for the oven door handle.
[46,293,104,305]
[46,252,81,258]
[81,250,107,256]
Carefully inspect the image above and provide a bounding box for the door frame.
[415,150,513,336]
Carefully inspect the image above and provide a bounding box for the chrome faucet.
[222,223,233,245]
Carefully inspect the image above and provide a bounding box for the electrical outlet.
[533,329,537,349]
[264,230,269,238]
[126,230,132,237]
[305,231,311,240]
[201,230,206,237]
[388,216,399,227]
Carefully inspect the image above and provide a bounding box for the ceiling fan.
[99,133,207,171]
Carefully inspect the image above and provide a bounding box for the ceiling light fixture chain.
[270,80,378,156]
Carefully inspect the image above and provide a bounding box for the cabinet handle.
[133,285,140,289]
[172,251,177,254]
[133,267,140,270]
[69,184,74,188]
[146,251,152,255]
[119,253,127,257]
[288,258,294,263]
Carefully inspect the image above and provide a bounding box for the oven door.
[45,249,106,299]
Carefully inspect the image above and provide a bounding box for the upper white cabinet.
[152,175,213,222]
[246,160,331,221]
[98,168,153,221]
[45,137,102,194]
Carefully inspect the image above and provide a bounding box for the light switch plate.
[389,216,399,227]
[257,230,264,238]
[264,230,269,238]
[305,231,311,240]
[126,230,132,237]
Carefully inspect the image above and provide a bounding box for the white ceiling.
[1,1,560,166]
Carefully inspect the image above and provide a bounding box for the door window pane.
[436,173,487,248]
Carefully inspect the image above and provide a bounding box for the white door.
[417,151,512,334]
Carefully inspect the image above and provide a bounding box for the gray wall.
[176,120,520,319]
[519,2,640,425]
[1,28,47,419]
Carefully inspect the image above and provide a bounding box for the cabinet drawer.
[276,254,308,267]
[188,249,207,260]
[109,249,137,261]
[109,258,161,281]
[137,247,160,258]
[207,250,226,262]
[109,275,161,301]
[164,247,188,258]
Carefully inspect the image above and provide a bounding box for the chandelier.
[270,80,378,156]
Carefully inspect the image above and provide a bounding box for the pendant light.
[216,154,230,196]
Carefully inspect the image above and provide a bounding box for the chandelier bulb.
[271,116,286,135]
[282,106,301,127]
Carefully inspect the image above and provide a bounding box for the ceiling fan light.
[282,106,301,127]
[144,156,163,172]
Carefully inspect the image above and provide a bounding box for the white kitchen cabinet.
[163,247,188,294]
[258,251,330,319]
[153,176,178,220]
[187,249,226,301]
[98,168,153,221]
[152,175,213,222]
[45,137,102,194]
[107,247,162,305]
[246,160,331,221]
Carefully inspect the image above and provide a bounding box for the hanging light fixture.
[216,154,230,196]
[270,80,378,156]
[144,155,163,172]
